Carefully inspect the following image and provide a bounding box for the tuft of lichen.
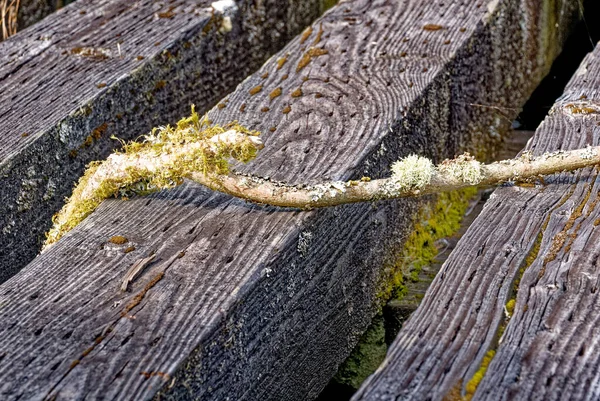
[437,153,483,185]
[45,106,261,248]
[580,144,598,160]
[389,155,435,192]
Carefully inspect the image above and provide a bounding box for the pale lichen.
[219,16,233,33]
[580,145,598,160]
[389,154,435,193]
[211,0,237,13]
[437,153,483,185]
[297,231,313,257]
[309,181,347,201]
[45,106,261,249]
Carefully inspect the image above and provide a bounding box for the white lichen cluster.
[437,153,483,185]
[211,0,236,33]
[390,155,435,191]
[309,181,348,201]
[297,231,313,257]
[580,145,598,160]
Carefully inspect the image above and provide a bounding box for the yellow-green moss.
[378,187,478,301]
[321,0,338,12]
[45,106,260,247]
[333,315,387,389]
[505,298,516,316]
[335,188,479,391]
[456,224,543,399]
[464,350,496,400]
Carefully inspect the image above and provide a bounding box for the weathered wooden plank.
[323,130,533,395]
[353,37,600,401]
[0,0,580,400]
[0,0,325,282]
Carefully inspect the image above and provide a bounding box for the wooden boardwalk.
[0,0,582,400]
[0,0,324,281]
[353,41,600,401]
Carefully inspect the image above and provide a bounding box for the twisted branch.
[44,107,600,249]
[191,146,600,208]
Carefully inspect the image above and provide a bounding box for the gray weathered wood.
[0,0,324,282]
[0,0,580,400]
[353,39,600,401]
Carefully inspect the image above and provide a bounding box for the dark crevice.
[514,0,600,131]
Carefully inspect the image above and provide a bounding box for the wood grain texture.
[0,0,324,281]
[353,36,600,401]
[0,0,580,400]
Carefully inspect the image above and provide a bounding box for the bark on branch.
[190,145,600,207]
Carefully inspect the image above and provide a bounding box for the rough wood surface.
[0,0,324,281]
[0,0,580,400]
[353,42,600,401]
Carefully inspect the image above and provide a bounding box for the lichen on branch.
[389,155,435,192]
[45,105,600,250]
[45,106,262,248]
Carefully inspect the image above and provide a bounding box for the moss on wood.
[45,107,260,247]
[333,315,387,389]
[377,187,478,301]
[335,187,478,390]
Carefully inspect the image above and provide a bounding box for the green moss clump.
[333,315,387,389]
[336,189,478,391]
[464,350,496,399]
[45,106,260,248]
[505,298,516,317]
[378,187,478,301]
[321,0,338,12]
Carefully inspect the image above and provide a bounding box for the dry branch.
[190,145,600,207]
[1,0,19,40]
[44,108,600,249]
